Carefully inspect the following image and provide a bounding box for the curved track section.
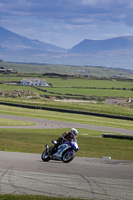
[0,114,133,199]
[0,151,133,200]
[0,114,133,135]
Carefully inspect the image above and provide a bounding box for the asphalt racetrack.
[0,114,133,200]
[0,114,133,135]
[0,152,133,200]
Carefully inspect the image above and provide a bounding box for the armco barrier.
[0,101,133,121]
[102,133,133,140]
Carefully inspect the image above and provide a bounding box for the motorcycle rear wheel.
[41,150,50,162]
[62,149,75,163]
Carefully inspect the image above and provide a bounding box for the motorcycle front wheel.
[41,150,50,162]
[62,149,75,163]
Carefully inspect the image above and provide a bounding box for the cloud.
[1,0,133,26]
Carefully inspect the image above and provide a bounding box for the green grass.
[0,76,133,118]
[0,105,133,130]
[1,77,133,99]
[0,194,87,200]
[0,118,36,126]
[0,104,132,160]
[0,128,133,161]
[1,95,133,118]
[0,128,101,153]
[45,87,133,98]
[1,76,133,88]
[44,77,133,88]
[1,61,133,78]
[1,81,133,99]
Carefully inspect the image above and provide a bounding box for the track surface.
[0,114,133,135]
[0,114,133,199]
[0,151,133,200]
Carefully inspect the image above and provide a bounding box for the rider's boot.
[50,144,57,155]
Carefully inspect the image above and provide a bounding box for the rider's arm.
[59,132,67,139]
[57,132,66,144]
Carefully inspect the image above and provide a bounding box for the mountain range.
[0,26,133,70]
[69,37,133,53]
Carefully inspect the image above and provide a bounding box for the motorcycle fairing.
[68,141,79,152]
[52,143,71,158]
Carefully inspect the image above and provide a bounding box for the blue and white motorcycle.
[41,140,79,163]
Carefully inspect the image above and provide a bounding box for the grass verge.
[0,105,133,130]
[0,118,36,126]
[0,194,88,200]
[0,96,133,118]
[0,128,133,161]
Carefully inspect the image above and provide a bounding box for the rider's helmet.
[70,128,78,138]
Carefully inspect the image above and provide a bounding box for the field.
[1,75,133,88]
[45,87,133,98]
[0,83,133,99]
[1,61,133,78]
[0,104,133,161]
[0,74,133,117]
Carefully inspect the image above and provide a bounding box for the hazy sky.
[1,0,133,48]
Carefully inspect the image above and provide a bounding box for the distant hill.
[68,36,133,54]
[0,26,66,53]
[0,26,133,70]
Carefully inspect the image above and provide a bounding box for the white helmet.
[70,128,78,137]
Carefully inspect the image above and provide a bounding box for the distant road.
[0,114,133,135]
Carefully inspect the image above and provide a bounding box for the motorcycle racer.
[50,128,78,155]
